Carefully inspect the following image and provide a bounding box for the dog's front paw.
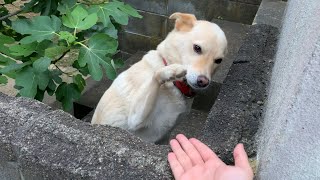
[156,64,187,84]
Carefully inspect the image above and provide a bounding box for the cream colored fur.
[91,13,227,143]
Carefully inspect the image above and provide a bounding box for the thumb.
[233,144,253,174]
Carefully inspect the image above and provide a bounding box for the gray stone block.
[253,0,287,28]
[233,0,262,5]
[0,92,172,179]
[168,0,259,24]
[125,10,168,39]
[118,31,163,55]
[124,0,168,15]
[192,82,221,112]
[199,25,279,164]
[118,32,151,54]
[0,161,21,180]
[167,0,209,20]
[170,109,208,140]
[113,51,132,61]
[0,95,52,162]
[206,1,259,24]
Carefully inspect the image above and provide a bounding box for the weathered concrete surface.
[124,0,168,15]
[199,24,279,164]
[0,92,172,180]
[170,109,208,140]
[257,0,320,179]
[253,0,287,28]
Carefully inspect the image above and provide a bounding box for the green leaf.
[15,67,37,98]
[90,3,126,26]
[90,1,142,27]
[118,4,142,18]
[0,61,32,74]
[57,0,77,14]
[47,88,55,96]
[0,54,15,66]
[72,60,90,76]
[0,75,8,85]
[34,88,45,101]
[59,31,77,43]
[73,74,86,92]
[88,5,111,27]
[47,79,56,91]
[51,70,62,84]
[112,58,124,68]
[0,33,15,56]
[46,69,62,94]
[37,70,50,90]
[56,82,81,111]
[33,57,51,73]
[35,40,53,56]
[9,42,38,57]
[23,0,60,15]
[102,23,118,39]
[103,58,117,80]
[12,16,61,44]
[78,33,118,80]
[44,45,69,59]
[15,67,50,98]
[62,5,98,31]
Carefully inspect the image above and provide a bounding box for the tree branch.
[52,49,71,64]
[0,9,23,21]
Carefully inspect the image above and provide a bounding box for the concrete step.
[253,0,287,28]
[169,109,208,140]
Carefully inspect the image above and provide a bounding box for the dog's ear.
[169,12,197,32]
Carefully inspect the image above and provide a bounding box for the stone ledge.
[253,0,287,28]
[199,24,279,163]
[0,92,172,179]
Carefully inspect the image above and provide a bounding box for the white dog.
[92,13,227,143]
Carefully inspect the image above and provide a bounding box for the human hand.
[168,134,253,180]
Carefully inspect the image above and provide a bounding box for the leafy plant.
[0,0,142,110]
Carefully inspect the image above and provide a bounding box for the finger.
[168,152,184,179]
[176,134,204,165]
[233,144,253,175]
[189,138,224,166]
[170,139,193,170]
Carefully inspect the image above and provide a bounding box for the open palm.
[168,134,253,180]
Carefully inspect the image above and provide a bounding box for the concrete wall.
[119,0,262,57]
[0,93,172,180]
[257,0,320,179]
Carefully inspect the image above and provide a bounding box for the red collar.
[162,58,196,98]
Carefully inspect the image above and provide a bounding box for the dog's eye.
[193,44,202,54]
[215,58,222,64]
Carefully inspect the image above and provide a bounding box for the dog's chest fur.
[133,83,192,142]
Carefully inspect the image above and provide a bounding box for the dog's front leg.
[128,64,186,131]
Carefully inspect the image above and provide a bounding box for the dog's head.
[158,12,227,89]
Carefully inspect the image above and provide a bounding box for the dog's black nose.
[197,75,209,87]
